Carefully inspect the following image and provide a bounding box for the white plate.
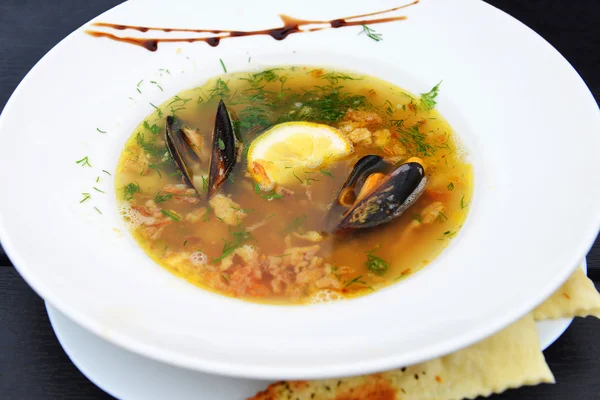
[1,0,599,379]
[46,262,586,400]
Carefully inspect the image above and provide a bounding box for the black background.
[0,1,599,398]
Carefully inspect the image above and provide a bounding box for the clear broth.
[115,66,473,305]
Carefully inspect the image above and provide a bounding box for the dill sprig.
[123,182,140,201]
[359,25,383,42]
[420,81,442,111]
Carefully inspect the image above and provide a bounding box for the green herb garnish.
[93,187,105,194]
[123,182,140,201]
[219,58,227,73]
[143,120,160,135]
[447,182,454,191]
[96,128,107,134]
[420,81,441,111]
[149,102,163,118]
[217,138,225,150]
[365,245,388,275]
[155,191,173,203]
[94,206,103,214]
[319,169,334,178]
[359,25,383,42]
[80,193,92,203]
[75,156,92,168]
[161,209,182,221]
[150,81,163,91]
[460,195,468,209]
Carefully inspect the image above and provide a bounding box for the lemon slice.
[247,122,353,188]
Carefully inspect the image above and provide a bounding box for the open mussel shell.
[336,155,390,207]
[334,160,427,233]
[165,115,200,193]
[208,100,237,198]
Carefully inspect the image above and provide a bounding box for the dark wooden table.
[1,1,599,398]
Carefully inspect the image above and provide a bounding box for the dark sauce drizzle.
[85,0,419,51]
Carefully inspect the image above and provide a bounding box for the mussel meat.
[328,155,428,233]
[165,99,237,198]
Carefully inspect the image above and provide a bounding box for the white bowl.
[0,0,599,379]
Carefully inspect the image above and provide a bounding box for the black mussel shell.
[208,100,237,198]
[334,161,427,233]
[165,115,200,194]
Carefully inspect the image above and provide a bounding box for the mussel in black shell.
[328,155,428,233]
[165,99,237,198]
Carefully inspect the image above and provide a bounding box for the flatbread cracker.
[250,314,553,400]
[533,267,600,320]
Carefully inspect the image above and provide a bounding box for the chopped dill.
[447,182,454,191]
[96,128,107,134]
[75,156,92,168]
[168,95,192,106]
[212,227,254,263]
[437,211,449,222]
[102,170,111,176]
[252,68,281,83]
[148,164,163,178]
[382,100,394,116]
[292,170,303,184]
[161,209,182,221]
[123,182,140,201]
[207,78,230,101]
[143,120,160,135]
[80,193,92,203]
[219,58,227,73]
[94,206,103,214]
[344,275,374,291]
[319,169,334,178]
[93,187,105,193]
[248,56,251,63]
[359,25,383,42]
[183,240,188,247]
[155,191,173,203]
[317,72,362,85]
[150,81,163,91]
[149,102,163,118]
[96,176,100,183]
[365,245,388,275]
[420,81,442,111]
[217,138,225,150]
[390,120,437,156]
[460,195,468,209]
[136,132,163,156]
[412,213,422,223]
[442,230,457,239]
